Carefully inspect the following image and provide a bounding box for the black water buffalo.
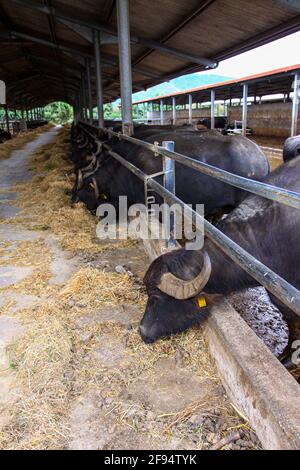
[283,135,300,162]
[74,128,269,217]
[0,129,11,142]
[140,155,300,378]
[197,117,227,129]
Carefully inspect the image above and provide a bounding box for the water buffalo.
[197,117,227,129]
[73,127,269,218]
[0,129,11,143]
[140,155,300,378]
[283,135,300,162]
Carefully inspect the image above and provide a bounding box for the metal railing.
[80,121,300,210]
[77,121,300,317]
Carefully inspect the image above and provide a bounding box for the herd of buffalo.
[71,121,300,378]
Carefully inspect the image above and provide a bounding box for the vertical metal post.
[291,73,299,137]
[210,89,215,129]
[188,94,193,125]
[117,0,133,136]
[242,83,248,137]
[172,97,176,125]
[85,58,93,124]
[162,140,176,246]
[78,89,83,122]
[160,99,164,125]
[5,105,9,132]
[93,29,104,128]
[81,71,87,122]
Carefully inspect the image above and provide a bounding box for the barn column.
[242,83,248,137]
[172,97,176,125]
[291,73,299,137]
[93,29,104,128]
[160,99,164,125]
[188,94,193,125]
[117,0,133,136]
[81,71,87,122]
[5,105,9,132]
[85,58,93,124]
[210,89,215,129]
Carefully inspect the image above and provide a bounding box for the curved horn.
[77,170,83,189]
[91,177,100,200]
[158,252,211,300]
[92,141,102,157]
[78,137,88,149]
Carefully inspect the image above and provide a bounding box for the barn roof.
[0,0,299,107]
[133,63,300,106]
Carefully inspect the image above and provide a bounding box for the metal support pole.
[172,97,176,125]
[188,94,193,125]
[117,0,133,136]
[291,73,299,137]
[93,29,104,128]
[160,99,164,125]
[242,83,248,137]
[85,58,93,124]
[5,105,9,133]
[81,72,87,122]
[162,140,176,246]
[210,89,215,129]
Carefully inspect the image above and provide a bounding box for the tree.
[44,101,73,123]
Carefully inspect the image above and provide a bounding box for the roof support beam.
[10,0,217,68]
[10,30,93,58]
[6,29,161,81]
[93,29,104,128]
[117,0,133,135]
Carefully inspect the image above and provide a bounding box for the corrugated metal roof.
[0,0,299,107]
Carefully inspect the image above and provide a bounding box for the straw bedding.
[0,126,259,450]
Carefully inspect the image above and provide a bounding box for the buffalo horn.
[157,251,211,299]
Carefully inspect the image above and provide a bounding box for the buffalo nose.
[139,324,154,344]
[139,324,147,337]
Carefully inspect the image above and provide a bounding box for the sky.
[200,31,300,79]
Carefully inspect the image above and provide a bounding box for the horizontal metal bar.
[11,0,217,68]
[77,122,300,317]
[98,126,300,211]
[11,30,93,59]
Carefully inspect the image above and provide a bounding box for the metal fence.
[77,121,300,317]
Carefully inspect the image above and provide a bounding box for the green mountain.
[133,73,233,102]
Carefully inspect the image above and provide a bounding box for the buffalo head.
[140,249,211,343]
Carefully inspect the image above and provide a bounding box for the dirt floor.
[0,126,283,450]
[250,135,284,171]
[250,135,286,149]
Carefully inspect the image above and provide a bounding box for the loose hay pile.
[0,124,54,161]
[0,126,260,450]
[9,128,129,254]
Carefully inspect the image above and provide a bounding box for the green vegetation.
[44,101,73,124]
[0,101,73,126]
